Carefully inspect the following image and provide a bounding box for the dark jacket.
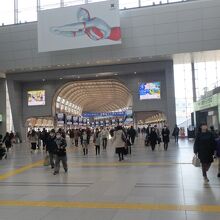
[128,128,136,138]
[172,127,179,136]
[46,136,57,154]
[162,128,170,143]
[194,131,215,163]
[55,137,67,156]
[216,137,220,157]
[149,131,158,145]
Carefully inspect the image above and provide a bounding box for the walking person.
[45,129,57,169]
[93,128,101,155]
[162,125,170,151]
[27,130,38,153]
[3,132,12,152]
[149,127,158,151]
[82,130,88,155]
[73,129,79,147]
[127,126,136,145]
[194,123,216,183]
[69,129,75,146]
[112,126,126,161]
[53,132,68,175]
[215,132,220,177]
[172,124,180,143]
[101,127,108,150]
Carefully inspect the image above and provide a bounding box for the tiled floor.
[0,136,220,220]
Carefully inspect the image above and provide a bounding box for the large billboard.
[38,0,121,52]
[139,82,161,100]
[27,90,45,106]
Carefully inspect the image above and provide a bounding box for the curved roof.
[57,79,132,113]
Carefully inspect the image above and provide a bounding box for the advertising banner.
[38,0,121,52]
[95,121,100,127]
[28,90,45,106]
[105,120,109,127]
[91,122,95,128]
[73,116,79,126]
[78,117,83,126]
[57,113,65,125]
[111,119,116,126]
[83,118,87,126]
[66,115,73,125]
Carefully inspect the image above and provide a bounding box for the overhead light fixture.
[134,72,137,74]
[59,77,63,80]
[114,73,118,76]
[42,79,46,81]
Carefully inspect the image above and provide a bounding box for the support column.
[191,62,197,127]
[191,62,197,102]
[37,0,41,11]
[0,78,7,136]
[14,0,18,24]
[61,0,64,7]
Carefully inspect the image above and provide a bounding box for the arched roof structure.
[55,79,132,114]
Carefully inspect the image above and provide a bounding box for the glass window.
[18,0,37,23]
[88,0,106,2]
[0,0,14,25]
[141,0,167,6]
[40,0,61,10]
[64,0,85,7]
[119,0,139,9]
[174,63,193,130]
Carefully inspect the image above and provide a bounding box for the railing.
[0,0,197,26]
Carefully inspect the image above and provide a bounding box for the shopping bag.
[192,155,200,167]
[43,155,50,166]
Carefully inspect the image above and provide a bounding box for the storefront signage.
[194,94,218,111]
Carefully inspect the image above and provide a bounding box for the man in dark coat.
[46,129,57,169]
[194,124,215,183]
[162,125,170,151]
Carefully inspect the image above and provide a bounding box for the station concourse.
[0,0,220,219]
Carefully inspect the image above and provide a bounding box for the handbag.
[43,155,50,166]
[192,155,200,167]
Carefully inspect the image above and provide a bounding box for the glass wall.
[174,63,193,131]
[40,0,61,10]
[18,0,37,23]
[195,61,220,101]
[0,0,191,25]
[0,0,14,25]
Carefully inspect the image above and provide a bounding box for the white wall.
[1,0,220,72]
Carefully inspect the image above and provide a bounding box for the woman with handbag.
[194,123,216,183]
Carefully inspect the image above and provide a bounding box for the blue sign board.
[82,112,126,118]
